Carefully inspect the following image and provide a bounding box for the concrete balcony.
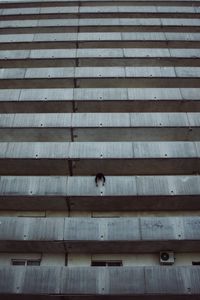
[0,88,200,113]
[0,0,199,5]
[0,216,200,252]
[1,32,199,43]
[0,21,200,35]
[1,48,200,68]
[0,266,200,298]
[0,141,199,175]
[0,175,199,211]
[0,112,200,141]
[1,66,200,89]
[0,5,198,16]
[0,10,199,23]
[0,88,199,113]
[1,48,200,60]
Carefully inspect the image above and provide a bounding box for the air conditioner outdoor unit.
[160,251,175,265]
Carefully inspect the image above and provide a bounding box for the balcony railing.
[0,216,199,252]
[0,266,200,297]
[0,175,199,211]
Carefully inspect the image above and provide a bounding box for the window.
[12,260,26,266]
[91,212,120,218]
[27,260,41,266]
[91,260,122,267]
[11,259,41,266]
[192,261,200,266]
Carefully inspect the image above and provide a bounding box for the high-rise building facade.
[0,0,200,298]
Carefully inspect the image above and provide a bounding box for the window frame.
[11,259,41,266]
[91,260,123,267]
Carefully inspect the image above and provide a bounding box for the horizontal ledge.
[0,160,199,175]
[1,100,200,113]
[0,18,200,28]
[1,240,200,253]
[0,141,199,175]
[1,67,200,79]
[0,6,198,15]
[0,141,200,157]
[0,112,199,127]
[0,128,200,141]
[0,9,199,17]
[1,41,200,50]
[1,58,200,68]
[0,175,199,197]
[0,112,200,142]
[0,78,200,89]
[0,88,200,112]
[0,27,200,35]
[0,13,200,22]
[0,26,200,33]
[0,33,200,44]
[0,194,200,211]
[0,88,199,101]
[0,0,200,4]
[0,266,200,296]
[0,216,199,253]
[1,48,200,59]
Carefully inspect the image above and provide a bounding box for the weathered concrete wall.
[0,0,200,297]
[0,217,199,252]
[0,266,200,296]
[0,175,200,211]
